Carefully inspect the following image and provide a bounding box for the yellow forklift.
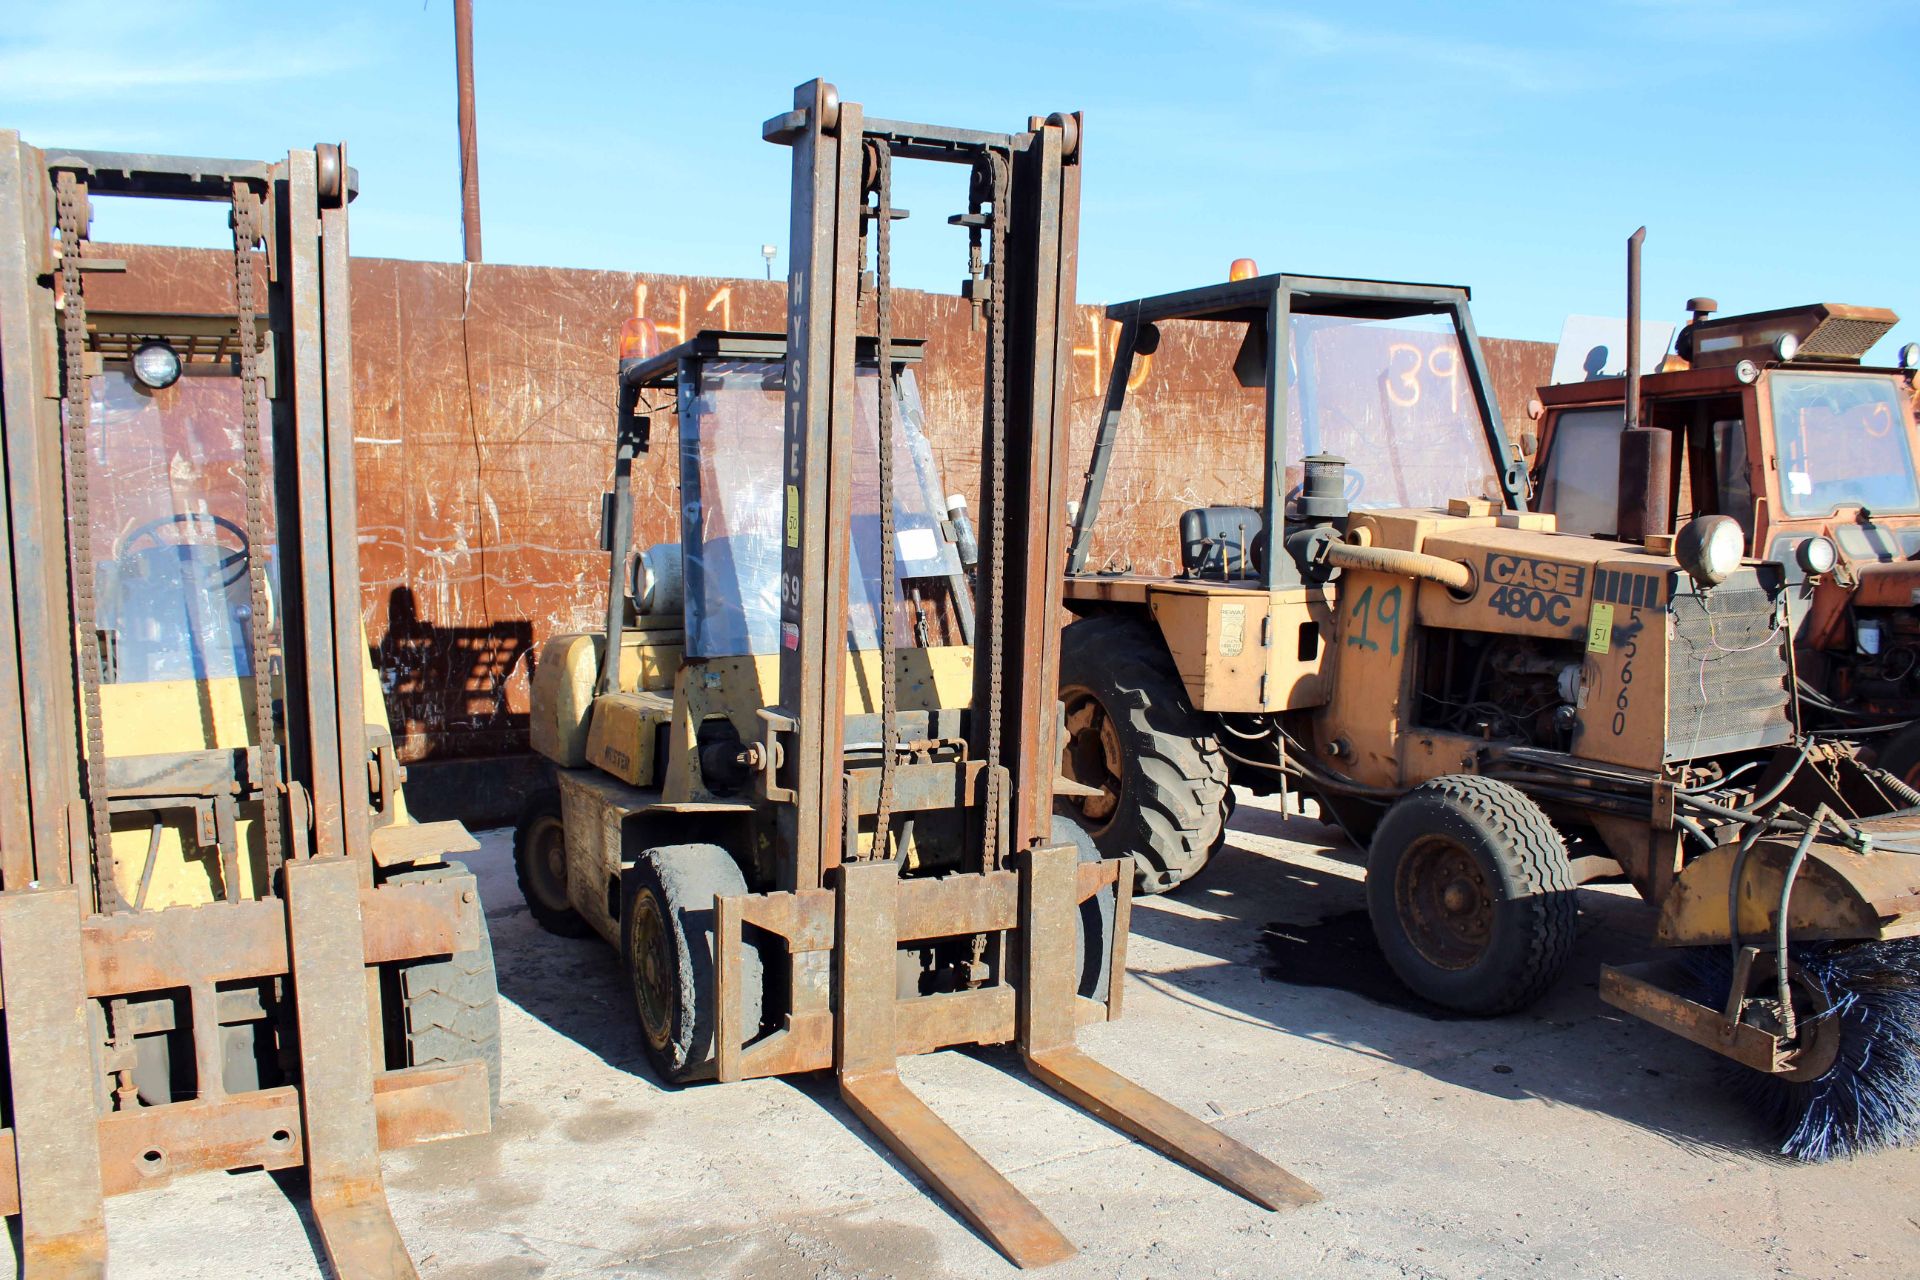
[0,135,497,1276]
[514,81,1319,1267]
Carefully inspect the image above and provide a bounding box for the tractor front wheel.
[1366,776,1576,1016]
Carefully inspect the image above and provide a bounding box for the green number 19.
[1346,584,1402,657]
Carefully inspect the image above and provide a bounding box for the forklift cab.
[625,330,965,659]
[531,330,977,809]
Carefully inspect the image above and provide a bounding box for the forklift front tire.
[384,860,504,1114]
[621,844,764,1084]
[1366,776,1576,1016]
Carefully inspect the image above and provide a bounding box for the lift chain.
[979,149,1011,870]
[231,182,286,876]
[868,141,899,862]
[55,172,127,913]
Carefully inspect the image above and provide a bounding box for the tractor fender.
[1655,835,1920,947]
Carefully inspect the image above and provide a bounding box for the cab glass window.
[1286,312,1503,511]
[1535,407,1625,535]
[1769,372,1919,516]
[85,370,275,684]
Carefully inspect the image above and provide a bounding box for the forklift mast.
[765,79,1082,886]
[734,80,1317,1267]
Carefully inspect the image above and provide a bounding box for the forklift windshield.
[1287,312,1504,511]
[85,368,276,683]
[678,358,959,657]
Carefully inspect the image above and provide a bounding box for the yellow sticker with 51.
[1587,602,1614,655]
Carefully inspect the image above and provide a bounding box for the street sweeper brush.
[1686,937,1920,1161]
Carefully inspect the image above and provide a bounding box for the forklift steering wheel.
[117,512,252,587]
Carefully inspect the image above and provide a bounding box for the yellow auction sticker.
[1587,602,1614,655]
[785,484,800,547]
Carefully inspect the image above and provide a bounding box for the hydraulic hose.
[1774,807,1834,1041]
[1321,540,1474,592]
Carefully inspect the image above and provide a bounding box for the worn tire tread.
[388,860,503,1113]
[1368,775,1576,1015]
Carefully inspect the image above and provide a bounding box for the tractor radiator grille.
[1665,567,1794,762]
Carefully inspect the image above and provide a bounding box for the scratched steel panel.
[86,244,1552,762]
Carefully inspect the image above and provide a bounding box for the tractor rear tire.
[513,788,594,938]
[1057,615,1229,895]
[385,860,503,1114]
[1366,776,1576,1016]
[621,844,764,1084]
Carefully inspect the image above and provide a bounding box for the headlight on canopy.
[131,339,181,390]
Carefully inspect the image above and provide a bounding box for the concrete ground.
[37,792,1920,1279]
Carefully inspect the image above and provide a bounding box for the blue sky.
[4,1,1916,348]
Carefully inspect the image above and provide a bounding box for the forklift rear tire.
[384,860,504,1114]
[1366,776,1576,1016]
[1058,616,1229,895]
[621,844,764,1084]
[513,788,594,938]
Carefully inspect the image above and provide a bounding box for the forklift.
[0,135,498,1276]
[515,81,1319,1266]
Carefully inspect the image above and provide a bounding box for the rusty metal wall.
[90,246,1551,763]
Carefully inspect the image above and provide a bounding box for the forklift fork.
[715,844,1318,1268]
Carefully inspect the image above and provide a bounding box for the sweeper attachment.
[0,136,498,1275]
[516,80,1318,1266]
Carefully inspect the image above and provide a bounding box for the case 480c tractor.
[1529,291,1920,782]
[1057,268,1920,1158]
[513,82,1317,1269]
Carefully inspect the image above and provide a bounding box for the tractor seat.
[1178,506,1264,579]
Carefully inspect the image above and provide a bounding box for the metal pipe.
[1322,540,1473,592]
[1625,226,1645,431]
[454,0,483,262]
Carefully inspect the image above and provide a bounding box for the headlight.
[1735,358,1760,385]
[130,339,181,390]
[1899,342,1920,370]
[1675,514,1744,589]
[1795,535,1837,576]
[1773,332,1799,362]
